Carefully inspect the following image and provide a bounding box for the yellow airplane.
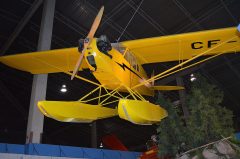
[0,6,240,125]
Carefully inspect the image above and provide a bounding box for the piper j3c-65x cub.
[0,6,240,125]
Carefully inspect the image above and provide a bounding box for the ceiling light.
[99,142,103,148]
[60,84,67,93]
[190,74,196,82]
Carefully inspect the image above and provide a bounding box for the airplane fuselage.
[83,38,154,96]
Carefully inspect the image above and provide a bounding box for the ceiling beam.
[223,56,240,80]
[176,0,235,33]
[87,2,136,40]
[0,0,43,55]
[220,0,238,24]
[0,8,74,49]
[173,0,203,30]
[126,0,168,35]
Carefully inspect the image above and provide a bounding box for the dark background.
[0,0,240,151]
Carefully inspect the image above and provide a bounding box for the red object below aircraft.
[102,134,128,151]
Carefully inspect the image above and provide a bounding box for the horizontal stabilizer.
[38,101,117,123]
[151,86,184,91]
[118,99,168,125]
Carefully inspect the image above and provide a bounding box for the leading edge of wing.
[0,47,88,74]
[121,26,240,64]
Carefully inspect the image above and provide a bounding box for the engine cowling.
[97,35,112,54]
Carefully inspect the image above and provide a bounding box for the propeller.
[71,6,104,80]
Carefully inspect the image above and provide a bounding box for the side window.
[113,45,126,55]
[114,46,140,72]
[133,64,139,72]
[118,47,126,55]
[125,51,139,72]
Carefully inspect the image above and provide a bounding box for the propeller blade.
[87,6,104,38]
[71,49,85,80]
[71,42,89,80]
[71,6,104,80]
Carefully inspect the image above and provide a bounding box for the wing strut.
[133,35,240,89]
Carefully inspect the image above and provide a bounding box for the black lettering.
[208,39,220,48]
[191,42,203,49]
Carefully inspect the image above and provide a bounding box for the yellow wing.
[0,47,88,74]
[121,27,240,64]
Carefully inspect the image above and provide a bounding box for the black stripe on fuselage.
[115,62,143,80]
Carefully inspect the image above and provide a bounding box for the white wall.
[0,153,88,159]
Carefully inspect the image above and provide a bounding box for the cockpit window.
[114,46,126,55]
[124,51,139,72]
[113,45,140,72]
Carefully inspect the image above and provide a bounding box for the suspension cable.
[117,0,144,42]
